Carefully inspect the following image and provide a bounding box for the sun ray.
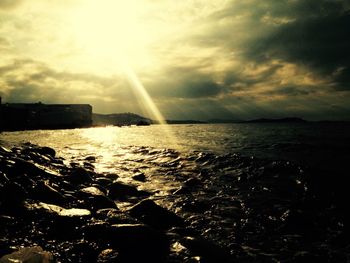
[122,63,179,147]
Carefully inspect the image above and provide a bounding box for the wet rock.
[0,146,12,154]
[97,249,120,263]
[32,181,65,205]
[280,209,316,234]
[80,186,105,196]
[83,161,95,171]
[24,202,91,239]
[95,177,113,187]
[36,146,56,158]
[128,199,184,230]
[184,178,201,188]
[26,201,91,217]
[180,199,211,213]
[66,167,93,185]
[83,221,111,240]
[108,224,169,262]
[132,172,146,182]
[10,157,59,179]
[59,239,99,262]
[108,181,148,200]
[291,251,320,263]
[79,186,116,210]
[85,156,96,162]
[96,209,138,224]
[173,186,190,195]
[180,236,233,263]
[0,246,54,263]
[104,173,119,180]
[0,182,27,213]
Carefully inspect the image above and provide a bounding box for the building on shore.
[0,99,92,131]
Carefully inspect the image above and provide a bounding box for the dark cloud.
[264,86,316,97]
[241,1,350,90]
[147,67,226,99]
[190,0,350,92]
[0,59,133,107]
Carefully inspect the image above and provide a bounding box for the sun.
[71,0,153,72]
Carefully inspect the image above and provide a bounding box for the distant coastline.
[1,99,348,132]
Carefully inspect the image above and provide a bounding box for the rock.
[108,224,169,262]
[36,146,56,158]
[132,173,146,182]
[60,239,99,262]
[173,186,190,195]
[83,221,111,240]
[104,173,119,180]
[0,182,27,214]
[95,177,113,187]
[32,181,65,205]
[107,181,148,200]
[0,146,12,154]
[24,202,91,239]
[184,178,201,188]
[180,236,233,263]
[11,158,60,179]
[85,156,96,162]
[292,251,320,263]
[96,209,138,224]
[97,249,120,263]
[80,186,105,196]
[83,162,95,171]
[128,199,184,230]
[280,209,316,233]
[79,186,116,210]
[66,167,93,185]
[26,202,91,217]
[0,246,54,263]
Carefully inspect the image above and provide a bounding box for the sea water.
[1,123,349,172]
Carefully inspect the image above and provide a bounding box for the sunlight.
[72,0,152,71]
[122,63,179,147]
[71,0,178,145]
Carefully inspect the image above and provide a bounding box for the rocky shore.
[0,143,349,262]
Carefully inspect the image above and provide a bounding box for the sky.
[0,0,349,121]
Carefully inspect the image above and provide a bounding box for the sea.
[1,122,349,173]
[1,122,350,260]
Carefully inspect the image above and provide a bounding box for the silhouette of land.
[0,99,92,131]
[1,98,348,132]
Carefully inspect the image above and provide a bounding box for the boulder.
[97,249,120,263]
[32,181,65,205]
[79,186,116,210]
[26,202,91,217]
[108,224,169,262]
[107,181,148,200]
[132,173,146,182]
[180,236,233,263]
[66,167,93,185]
[128,199,184,230]
[0,246,54,263]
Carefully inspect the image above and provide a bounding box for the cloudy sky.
[0,0,349,120]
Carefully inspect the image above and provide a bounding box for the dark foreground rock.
[128,199,184,230]
[0,246,54,263]
[0,143,202,262]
